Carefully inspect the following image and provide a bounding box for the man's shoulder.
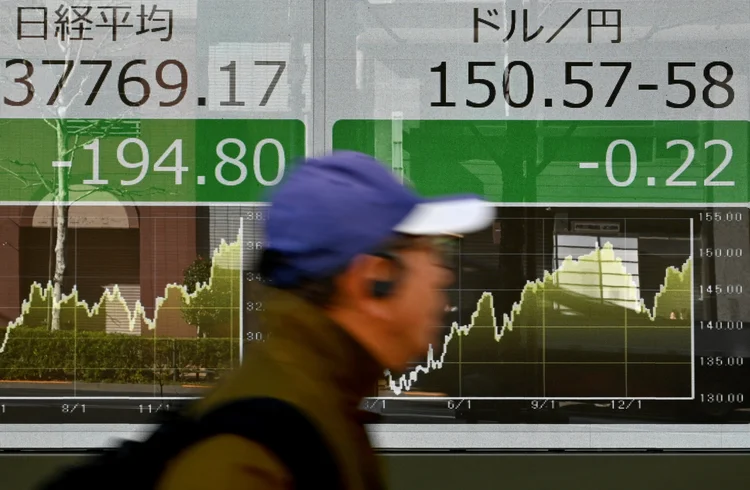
[156,434,292,490]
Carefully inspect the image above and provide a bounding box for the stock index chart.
[0,0,748,451]
[0,207,258,404]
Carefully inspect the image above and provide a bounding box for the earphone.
[369,251,404,299]
[371,280,394,298]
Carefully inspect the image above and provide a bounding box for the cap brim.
[392,196,494,236]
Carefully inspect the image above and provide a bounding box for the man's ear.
[337,255,397,315]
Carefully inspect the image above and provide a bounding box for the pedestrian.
[42,150,493,490]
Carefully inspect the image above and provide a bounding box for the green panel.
[332,119,750,204]
[0,119,305,203]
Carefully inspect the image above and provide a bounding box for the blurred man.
[155,151,493,489]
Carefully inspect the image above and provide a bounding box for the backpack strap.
[192,397,344,490]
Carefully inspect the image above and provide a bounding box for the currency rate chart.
[378,210,695,400]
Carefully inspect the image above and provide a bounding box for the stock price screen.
[0,0,748,451]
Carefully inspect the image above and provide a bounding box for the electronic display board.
[0,0,749,451]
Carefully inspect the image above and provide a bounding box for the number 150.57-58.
[431,60,734,110]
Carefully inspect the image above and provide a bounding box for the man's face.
[379,237,455,370]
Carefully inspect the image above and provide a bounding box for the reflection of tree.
[0,3,158,331]
[181,256,240,338]
[6,119,146,333]
[153,339,175,398]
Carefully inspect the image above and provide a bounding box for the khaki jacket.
[156,288,388,490]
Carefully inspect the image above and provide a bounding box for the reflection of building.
[0,203,200,338]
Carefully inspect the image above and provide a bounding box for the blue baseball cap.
[262,151,493,287]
